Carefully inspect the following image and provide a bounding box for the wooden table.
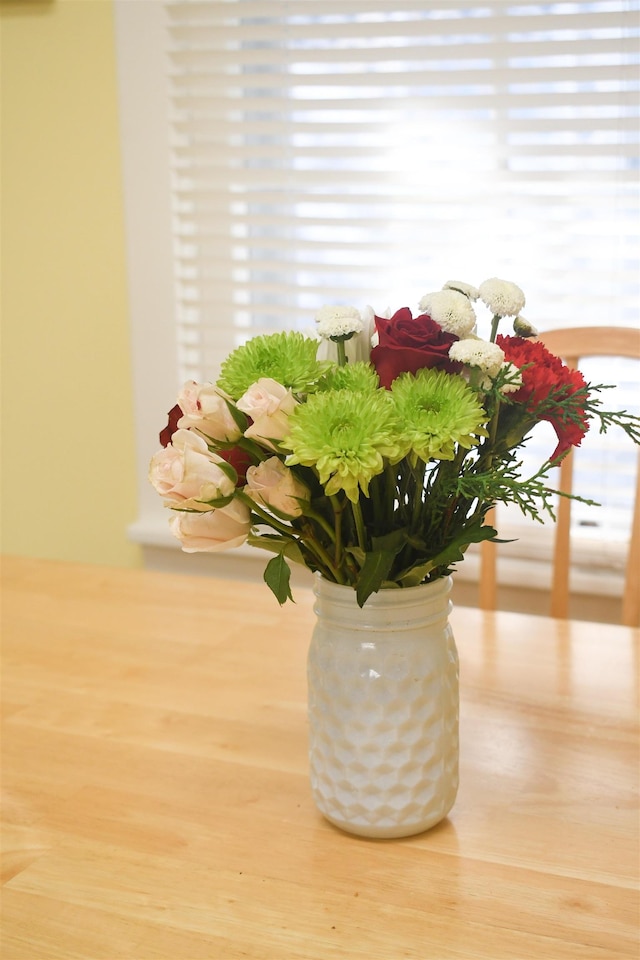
[1,556,638,959]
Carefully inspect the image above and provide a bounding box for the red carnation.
[370,308,461,388]
[497,335,589,461]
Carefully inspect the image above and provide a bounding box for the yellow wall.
[1,0,140,567]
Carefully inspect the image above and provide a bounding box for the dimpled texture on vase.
[308,576,459,839]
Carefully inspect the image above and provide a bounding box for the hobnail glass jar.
[307,575,459,839]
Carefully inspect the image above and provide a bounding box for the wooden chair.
[480,326,640,626]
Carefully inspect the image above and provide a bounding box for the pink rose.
[149,429,235,510]
[177,381,242,443]
[246,457,309,517]
[169,500,251,552]
[370,308,461,388]
[237,378,299,449]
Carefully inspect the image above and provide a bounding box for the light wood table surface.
[1,555,638,960]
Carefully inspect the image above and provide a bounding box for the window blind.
[166,0,638,380]
[164,0,639,559]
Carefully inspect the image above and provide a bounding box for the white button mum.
[442,280,480,301]
[478,277,526,317]
[417,289,477,337]
[449,337,505,377]
[315,305,363,340]
[499,361,524,394]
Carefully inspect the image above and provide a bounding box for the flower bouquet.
[150,278,640,608]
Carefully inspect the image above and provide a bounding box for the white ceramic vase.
[307,575,459,839]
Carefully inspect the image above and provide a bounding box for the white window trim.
[115,0,179,545]
[114,0,632,600]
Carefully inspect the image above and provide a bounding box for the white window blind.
[166,0,638,385]
[116,0,639,588]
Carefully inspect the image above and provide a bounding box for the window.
[115,0,639,593]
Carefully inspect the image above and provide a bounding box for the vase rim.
[312,572,452,610]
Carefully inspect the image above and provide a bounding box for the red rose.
[218,445,254,486]
[159,403,182,447]
[497,335,589,461]
[370,308,461,388]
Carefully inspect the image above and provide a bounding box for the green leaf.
[398,560,436,587]
[373,527,409,553]
[252,499,303,524]
[355,528,408,607]
[193,492,236,510]
[247,533,306,566]
[345,546,366,567]
[427,524,497,573]
[213,458,238,485]
[263,553,294,605]
[397,524,498,586]
[223,398,249,432]
[170,493,235,512]
[356,549,398,608]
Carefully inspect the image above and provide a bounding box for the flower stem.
[351,497,367,551]
[410,460,427,528]
[384,463,398,522]
[490,314,501,342]
[480,398,502,476]
[302,528,346,583]
[240,490,344,582]
[330,495,344,569]
[336,339,347,367]
[235,491,294,536]
[302,505,336,543]
[370,475,384,534]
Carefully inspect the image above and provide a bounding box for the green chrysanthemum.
[319,361,380,394]
[391,368,487,462]
[217,332,328,400]
[283,390,403,503]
